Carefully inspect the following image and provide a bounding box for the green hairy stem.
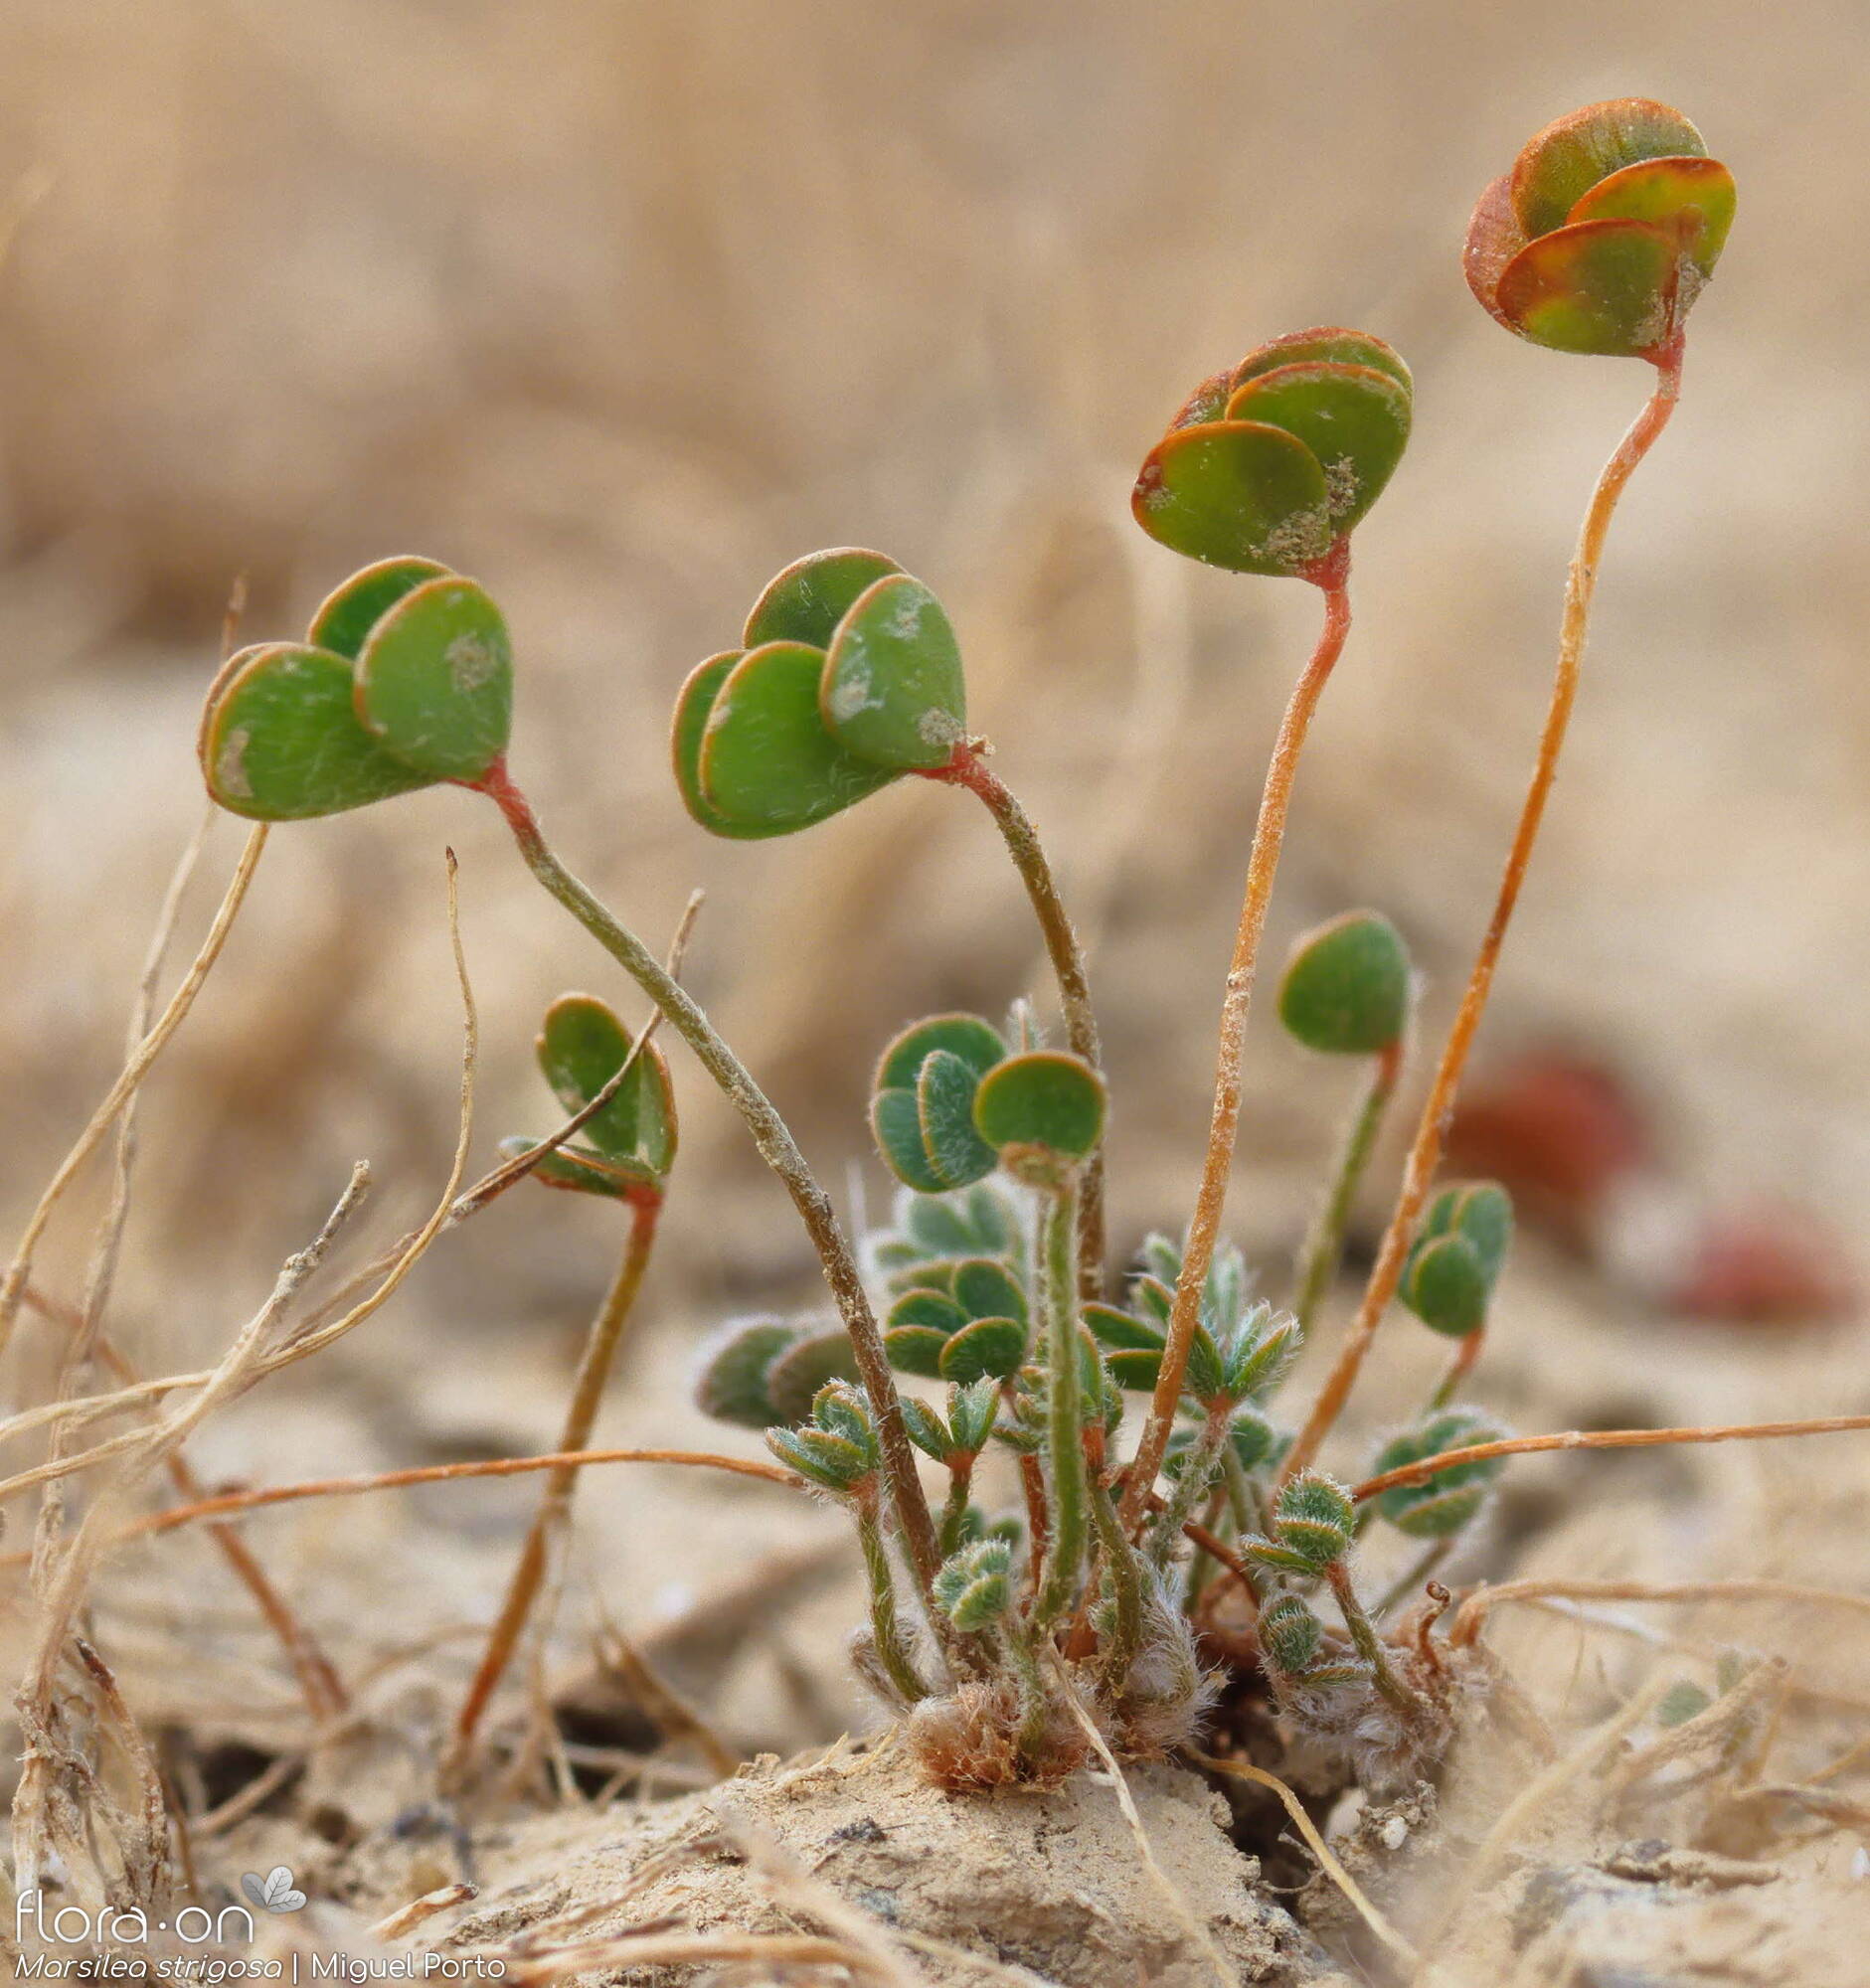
[474,761,943,1603]
[1031,1180,1088,1629]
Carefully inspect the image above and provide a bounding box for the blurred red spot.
[1445,1050,1650,1247]
[1670,1204,1858,1327]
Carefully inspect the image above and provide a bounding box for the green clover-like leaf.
[971,1051,1105,1165]
[354,575,513,781]
[1371,1408,1507,1538]
[694,1318,798,1428]
[306,554,452,660]
[1132,418,1331,577]
[765,1329,861,1424]
[698,640,901,831]
[743,547,903,649]
[937,1315,1026,1385]
[1225,363,1411,531]
[537,993,677,1182]
[200,642,436,821]
[871,1015,1006,1192]
[1421,1180,1514,1285]
[1399,1235,1490,1338]
[1278,910,1411,1056]
[1134,326,1412,575]
[1466,98,1732,358]
[820,574,966,771]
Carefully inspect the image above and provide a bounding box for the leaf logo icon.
[240,1866,307,1913]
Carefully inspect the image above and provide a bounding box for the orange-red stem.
[1119,541,1353,1529]
[1282,337,1686,1483]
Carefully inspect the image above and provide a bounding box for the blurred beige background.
[1,0,1866,1710]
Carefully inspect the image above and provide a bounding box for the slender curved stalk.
[1351,1408,1870,1504]
[85,1446,802,1553]
[1118,544,1354,1530]
[1290,1039,1401,1337]
[1031,1181,1087,1629]
[1085,1465,1144,1693]
[1281,335,1686,1484]
[471,762,941,1600]
[445,1194,661,1781]
[1324,1561,1417,1717]
[1146,1404,1230,1571]
[929,747,1105,1300]
[855,1488,930,1705]
[1427,1324,1486,1410]
[937,1459,975,1557]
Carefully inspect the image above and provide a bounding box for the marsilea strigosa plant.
[193,97,1785,1789]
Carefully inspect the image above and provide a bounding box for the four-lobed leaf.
[1464,98,1734,358]
[676,549,972,839]
[201,556,517,822]
[1132,327,1412,576]
[880,1245,1030,1384]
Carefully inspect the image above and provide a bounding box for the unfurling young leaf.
[1258,1593,1325,1674]
[765,1381,879,1495]
[932,1537,1013,1631]
[1244,1470,1356,1574]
